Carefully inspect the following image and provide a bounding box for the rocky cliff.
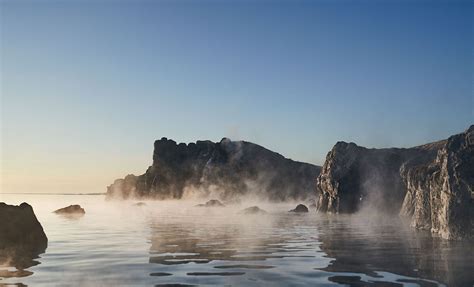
[316,125,473,239]
[400,125,474,239]
[107,138,321,201]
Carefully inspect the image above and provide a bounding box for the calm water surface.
[0,194,472,286]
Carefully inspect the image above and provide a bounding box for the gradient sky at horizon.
[1,0,473,193]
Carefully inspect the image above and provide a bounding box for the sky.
[0,0,472,194]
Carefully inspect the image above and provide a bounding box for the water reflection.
[315,215,474,286]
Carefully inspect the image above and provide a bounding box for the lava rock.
[239,206,267,215]
[316,125,474,240]
[400,125,474,239]
[0,202,48,268]
[106,138,321,201]
[195,199,225,207]
[289,204,309,213]
[54,205,85,215]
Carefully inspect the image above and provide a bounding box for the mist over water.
[1,194,473,286]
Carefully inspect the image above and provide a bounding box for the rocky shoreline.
[316,125,473,239]
[107,125,473,239]
[107,137,321,201]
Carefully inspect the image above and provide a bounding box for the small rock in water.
[54,205,85,215]
[195,199,225,207]
[289,204,309,213]
[239,206,267,215]
[134,202,147,207]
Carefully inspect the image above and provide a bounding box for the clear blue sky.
[1,0,472,193]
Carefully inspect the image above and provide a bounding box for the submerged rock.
[0,202,48,268]
[107,137,321,201]
[289,204,309,213]
[239,206,267,215]
[195,199,225,207]
[316,125,474,240]
[133,202,147,207]
[54,205,85,215]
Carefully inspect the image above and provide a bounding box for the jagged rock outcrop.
[0,203,48,267]
[316,142,441,213]
[400,125,474,239]
[107,138,321,201]
[316,125,473,239]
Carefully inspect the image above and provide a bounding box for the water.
[0,194,473,286]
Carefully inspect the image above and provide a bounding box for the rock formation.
[195,199,225,208]
[316,125,473,239]
[54,205,85,215]
[289,204,309,213]
[0,203,48,268]
[400,125,474,239]
[107,138,321,201]
[239,206,267,215]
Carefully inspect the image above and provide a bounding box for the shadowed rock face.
[107,138,321,202]
[316,125,474,239]
[0,202,48,268]
[316,142,441,214]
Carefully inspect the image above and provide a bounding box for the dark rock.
[316,141,441,214]
[400,125,474,239]
[133,202,147,207]
[289,204,309,213]
[316,125,474,239]
[239,206,267,215]
[53,205,85,215]
[195,199,225,207]
[0,202,48,268]
[107,138,321,201]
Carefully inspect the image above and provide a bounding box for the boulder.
[0,202,48,268]
[289,204,309,213]
[54,205,85,215]
[195,199,225,207]
[239,206,267,215]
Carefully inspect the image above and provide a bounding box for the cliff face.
[400,126,474,239]
[316,142,439,213]
[107,138,321,201]
[316,125,473,239]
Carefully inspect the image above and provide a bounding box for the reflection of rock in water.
[316,215,474,286]
[147,215,317,268]
[0,202,48,278]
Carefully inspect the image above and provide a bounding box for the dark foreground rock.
[239,206,267,215]
[195,199,225,207]
[107,138,321,201]
[0,202,48,268]
[289,204,309,213]
[316,125,474,239]
[54,205,85,215]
